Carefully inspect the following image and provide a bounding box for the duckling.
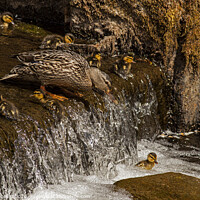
[87,52,102,68]
[40,33,75,50]
[64,33,75,44]
[40,34,64,49]
[0,50,117,103]
[31,89,65,121]
[112,55,136,79]
[0,12,14,34]
[0,95,19,120]
[0,12,14,28]
[135,152,158,170]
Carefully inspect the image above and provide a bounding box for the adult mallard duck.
[0,95,19,120]
[40,33,75,49]
[0,50,117,103]
[87,52,102,68]
[135,152,158,170]
[112,55,136,79]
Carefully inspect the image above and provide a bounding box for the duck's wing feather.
[16,50,90,69]
[135,160,145,167]
[0,50,91,86]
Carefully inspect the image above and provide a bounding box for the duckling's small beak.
[11,21,15,25]
[155,160,158,164]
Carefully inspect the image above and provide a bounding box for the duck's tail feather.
[0,74,19,81]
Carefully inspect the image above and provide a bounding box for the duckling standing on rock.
[0,95,19,120]
[87,53,102,68]
[40,33,75,50]
[0,12,14,28]
[112,55,136,79]
[31,89,65,121]
[40,34,64,49]
[135,152,158,170]
[0,50,117,103]
[64,33,75,44]
[0,12,14,34]
[42,33,99,59]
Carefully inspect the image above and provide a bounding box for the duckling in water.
[40,33,75,49]
[31,89,65,121]
[87,53,102,68]
[112,55,136,79]
[135,152,158,170]
[0,50,117,103]
[0,95,19,120]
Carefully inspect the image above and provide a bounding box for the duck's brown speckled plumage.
[1,50,112,96]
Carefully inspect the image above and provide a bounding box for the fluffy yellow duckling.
[40,33,75,49]
[0,95,19,120]
[112,55,136,79]
[87,53,102,68]
[0,12,14,28]
[31,89,65,121]
[135,152,158,170]
[64,33,75,44]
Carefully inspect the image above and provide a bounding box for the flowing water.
[0,23,199,200]
[25,138,200,200]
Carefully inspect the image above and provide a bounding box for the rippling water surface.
[26,138,200,200]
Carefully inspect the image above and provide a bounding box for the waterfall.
[0,74,161,199]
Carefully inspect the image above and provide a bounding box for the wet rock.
[114,172,200,200]
[1,0,64,26]
[1,0,199,132]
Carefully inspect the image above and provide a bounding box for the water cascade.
[0,74,161,199]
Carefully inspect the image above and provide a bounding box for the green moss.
[15,22,50,38]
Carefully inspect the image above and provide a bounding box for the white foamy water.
[26,139,200,200]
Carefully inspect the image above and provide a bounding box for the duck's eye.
[150,155,156,160]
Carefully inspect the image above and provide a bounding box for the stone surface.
[1,0,199,132]
[114,172,200,200]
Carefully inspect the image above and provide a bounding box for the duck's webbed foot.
[40,85,68,101]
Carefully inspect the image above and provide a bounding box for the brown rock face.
[1,0,199,132]
[114,172,200,200]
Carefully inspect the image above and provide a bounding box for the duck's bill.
[155,161,158,164]
[107,93,118,104]
[11,21,15,25]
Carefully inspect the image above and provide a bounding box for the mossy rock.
[114,172,200,200]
